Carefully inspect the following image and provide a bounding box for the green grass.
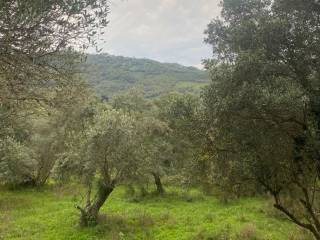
[0,185,309,240]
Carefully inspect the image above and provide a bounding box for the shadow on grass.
[125,186,207,204]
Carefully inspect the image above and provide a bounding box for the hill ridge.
[82,54,209,98]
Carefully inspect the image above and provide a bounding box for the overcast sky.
[98,0,221,68]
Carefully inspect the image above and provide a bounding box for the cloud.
[99,0,221,66]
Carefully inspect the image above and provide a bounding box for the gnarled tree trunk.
[151,172,165,195]
[77,183,114,227]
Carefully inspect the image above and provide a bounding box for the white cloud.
[99,0,221,66]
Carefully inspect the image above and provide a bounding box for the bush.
[0,137,35,186]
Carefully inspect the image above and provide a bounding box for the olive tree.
[0,77,91,187]
[203,0,320,238]
[0,0,109,186]
[0,137,35,186]
[111,89,172,195]
[135,116,171,195]
[0,0,109,105]
[65,104,141,226]
[155,93,204,188]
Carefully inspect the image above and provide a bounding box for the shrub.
[0,137,35,186]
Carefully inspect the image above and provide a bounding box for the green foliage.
[154,93,205,186]
[111,89,172,192]
[0,0,108,54]
[0,0,109,186]
[203,0,320,238]
[0,137,34,185]
[0,0,108,106]
[87,106,140,184]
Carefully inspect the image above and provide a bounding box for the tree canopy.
[203,0,320,238]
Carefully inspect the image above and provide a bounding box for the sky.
[98,0,221,68]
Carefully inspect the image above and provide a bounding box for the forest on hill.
[82,54,209,98]
[1,0,320,239]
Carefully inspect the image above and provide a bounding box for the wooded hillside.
[82,54,209,98]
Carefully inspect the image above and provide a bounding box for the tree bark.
[78,183,114,227]
[274,203,320,240]
[151,172,165,195]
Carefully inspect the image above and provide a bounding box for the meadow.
[0,185,311,240]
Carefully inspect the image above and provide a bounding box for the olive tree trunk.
[77,183,114,227]
[151,172,165,195]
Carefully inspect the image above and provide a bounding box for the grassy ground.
[0,185,312,240]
